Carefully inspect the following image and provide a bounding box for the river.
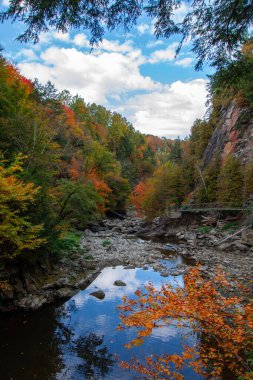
[0,254,203,380]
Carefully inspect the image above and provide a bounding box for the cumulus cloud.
[119,79,208,138]
[73,33,90,47]
[16,35,207,138]
[175,57,194,67]
[147,40,165,48]
[137,23,150,35]
[18,45,157,104]
[148,43,178,63]
[17,48,38,61]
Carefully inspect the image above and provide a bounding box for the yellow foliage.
[0,155,45,260]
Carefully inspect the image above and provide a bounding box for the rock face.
[202,101,253,166]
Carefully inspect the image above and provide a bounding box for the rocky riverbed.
[1,215,253,311]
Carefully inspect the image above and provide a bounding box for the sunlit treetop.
[1,0,253,69]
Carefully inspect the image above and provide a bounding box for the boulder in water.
[114,280,126,286]
[90,290,105,300]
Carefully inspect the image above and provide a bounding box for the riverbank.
[1,215,252,311]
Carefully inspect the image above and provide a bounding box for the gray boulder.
[90,290,105,300]
[114,280,127,286]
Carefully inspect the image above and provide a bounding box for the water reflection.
[0,265,203,380]
[0,307,65,380]
[72,333,114,379]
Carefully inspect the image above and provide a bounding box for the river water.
[0,254,203,380]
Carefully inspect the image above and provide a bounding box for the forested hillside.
[0,54,173,261]
[1,40,253,261]
[132,40,253,220]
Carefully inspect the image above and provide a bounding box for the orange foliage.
[88,171,112,212]
[130,181,151,216]
[118,267,253,379]
[68,157,83,180]
[146,135,164,152]
[63,105,75,128]
[6,64,33,95]
[95,123,108,143]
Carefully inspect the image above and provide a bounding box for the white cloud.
[148,43,178,63]
[119,79,208,138]
[73,33,90,48]
[173,2,191,23]
[53,31,70,42]
[175,57,194,67]
[18,46,157,104]
[137,23,150,35]
[17,48,38,61]
[16,35,207,139]
[99,39,133,53]
[147,40,165,48]
[1,0,9,6]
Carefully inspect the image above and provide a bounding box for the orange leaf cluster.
[118,267,253,379]
[88,171,112,212]
[130,181,151,216]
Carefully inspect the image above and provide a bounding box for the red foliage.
[6,64,33,94]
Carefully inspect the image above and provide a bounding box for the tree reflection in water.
[71,333,115,379]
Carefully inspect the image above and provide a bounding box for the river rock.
[114,280,126,286]
[55,288,76,299]
[241,229,253,246]
[233,241,249,251]
[163,243,177,251]
[90,290,105,299]
[17,294,48,310]
[218,242,233,251]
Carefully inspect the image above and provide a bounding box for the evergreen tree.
[195,155,221,205]
[243,162,253,201]
[217,156,243,207]
[2,1,253,69]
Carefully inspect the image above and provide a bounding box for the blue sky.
[0,1,212,138]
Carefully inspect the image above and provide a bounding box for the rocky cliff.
[202,101,253,166]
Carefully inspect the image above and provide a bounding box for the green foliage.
[209,40,253,109]
[243,162,253,200]
[102,239,111,247]
[0,56,164,256]
[221,221,240,232]
[217,156,243,207]
[198,226,212,234]
[50,179,104,229]
[105,174,131,212]
[195,155,221,204]
[190,119,213,160]
[143,162,186,220]
[50,231,81,256]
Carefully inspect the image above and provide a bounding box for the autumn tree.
[0,155,45,260]
[243,162,253,201]
[217,156,243,207]
[118,267,253,379]
[142,162,186,220]
[189,119,213,160]
[195,154,221,204]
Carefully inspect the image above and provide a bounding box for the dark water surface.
[0,258,203,380]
